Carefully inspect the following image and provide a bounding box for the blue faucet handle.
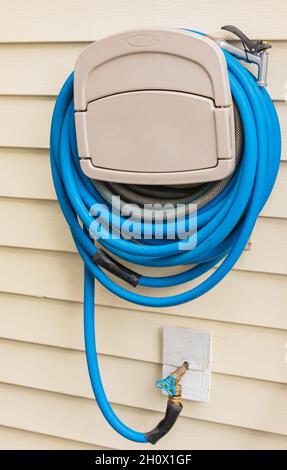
[155,374,176,397]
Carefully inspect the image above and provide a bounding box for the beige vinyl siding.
[0,426,109,450]
[0,0,286,450]
[1,0,287,42]
[1,336,287,436]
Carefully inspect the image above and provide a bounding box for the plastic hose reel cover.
[74,28,235,185]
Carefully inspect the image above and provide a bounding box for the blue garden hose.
[50,36,281,443]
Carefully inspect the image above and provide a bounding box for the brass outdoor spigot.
[156,361,189,406]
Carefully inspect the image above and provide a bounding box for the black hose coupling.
[92,249,141,287]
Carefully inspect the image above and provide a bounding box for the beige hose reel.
[74,28,235,185]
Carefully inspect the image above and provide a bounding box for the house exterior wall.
[0,0,286,450]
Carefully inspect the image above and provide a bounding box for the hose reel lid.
[74,28,235,185]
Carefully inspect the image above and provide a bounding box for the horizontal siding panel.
[277,102,287,160]
[0,197,75,252]
[0,96,54,149]
[0,43,84,97]
[0,382,287,450]
[0,97,286,161]
[0,41,285,100]
[0,250,286,330]
[0,339,287,436]
[262,162,287,218]
[235,217,287,275]
[1,0,287,42]
[0,197,286,275]
[0,425,106,450]
[0,293,287,384]
[0,149,55,200]
[0,148,286,219]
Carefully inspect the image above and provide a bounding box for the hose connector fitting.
[145,362,188,444]
[169,361,189,406]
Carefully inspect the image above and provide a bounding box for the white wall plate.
[162,326,212,403]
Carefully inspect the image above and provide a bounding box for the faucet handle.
[156,362,188,397]
[155,374,176,397]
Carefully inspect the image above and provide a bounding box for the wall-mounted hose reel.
[50,26,281,444]
[74,29,235,185]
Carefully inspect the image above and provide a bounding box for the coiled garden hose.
[50,33,281,444]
